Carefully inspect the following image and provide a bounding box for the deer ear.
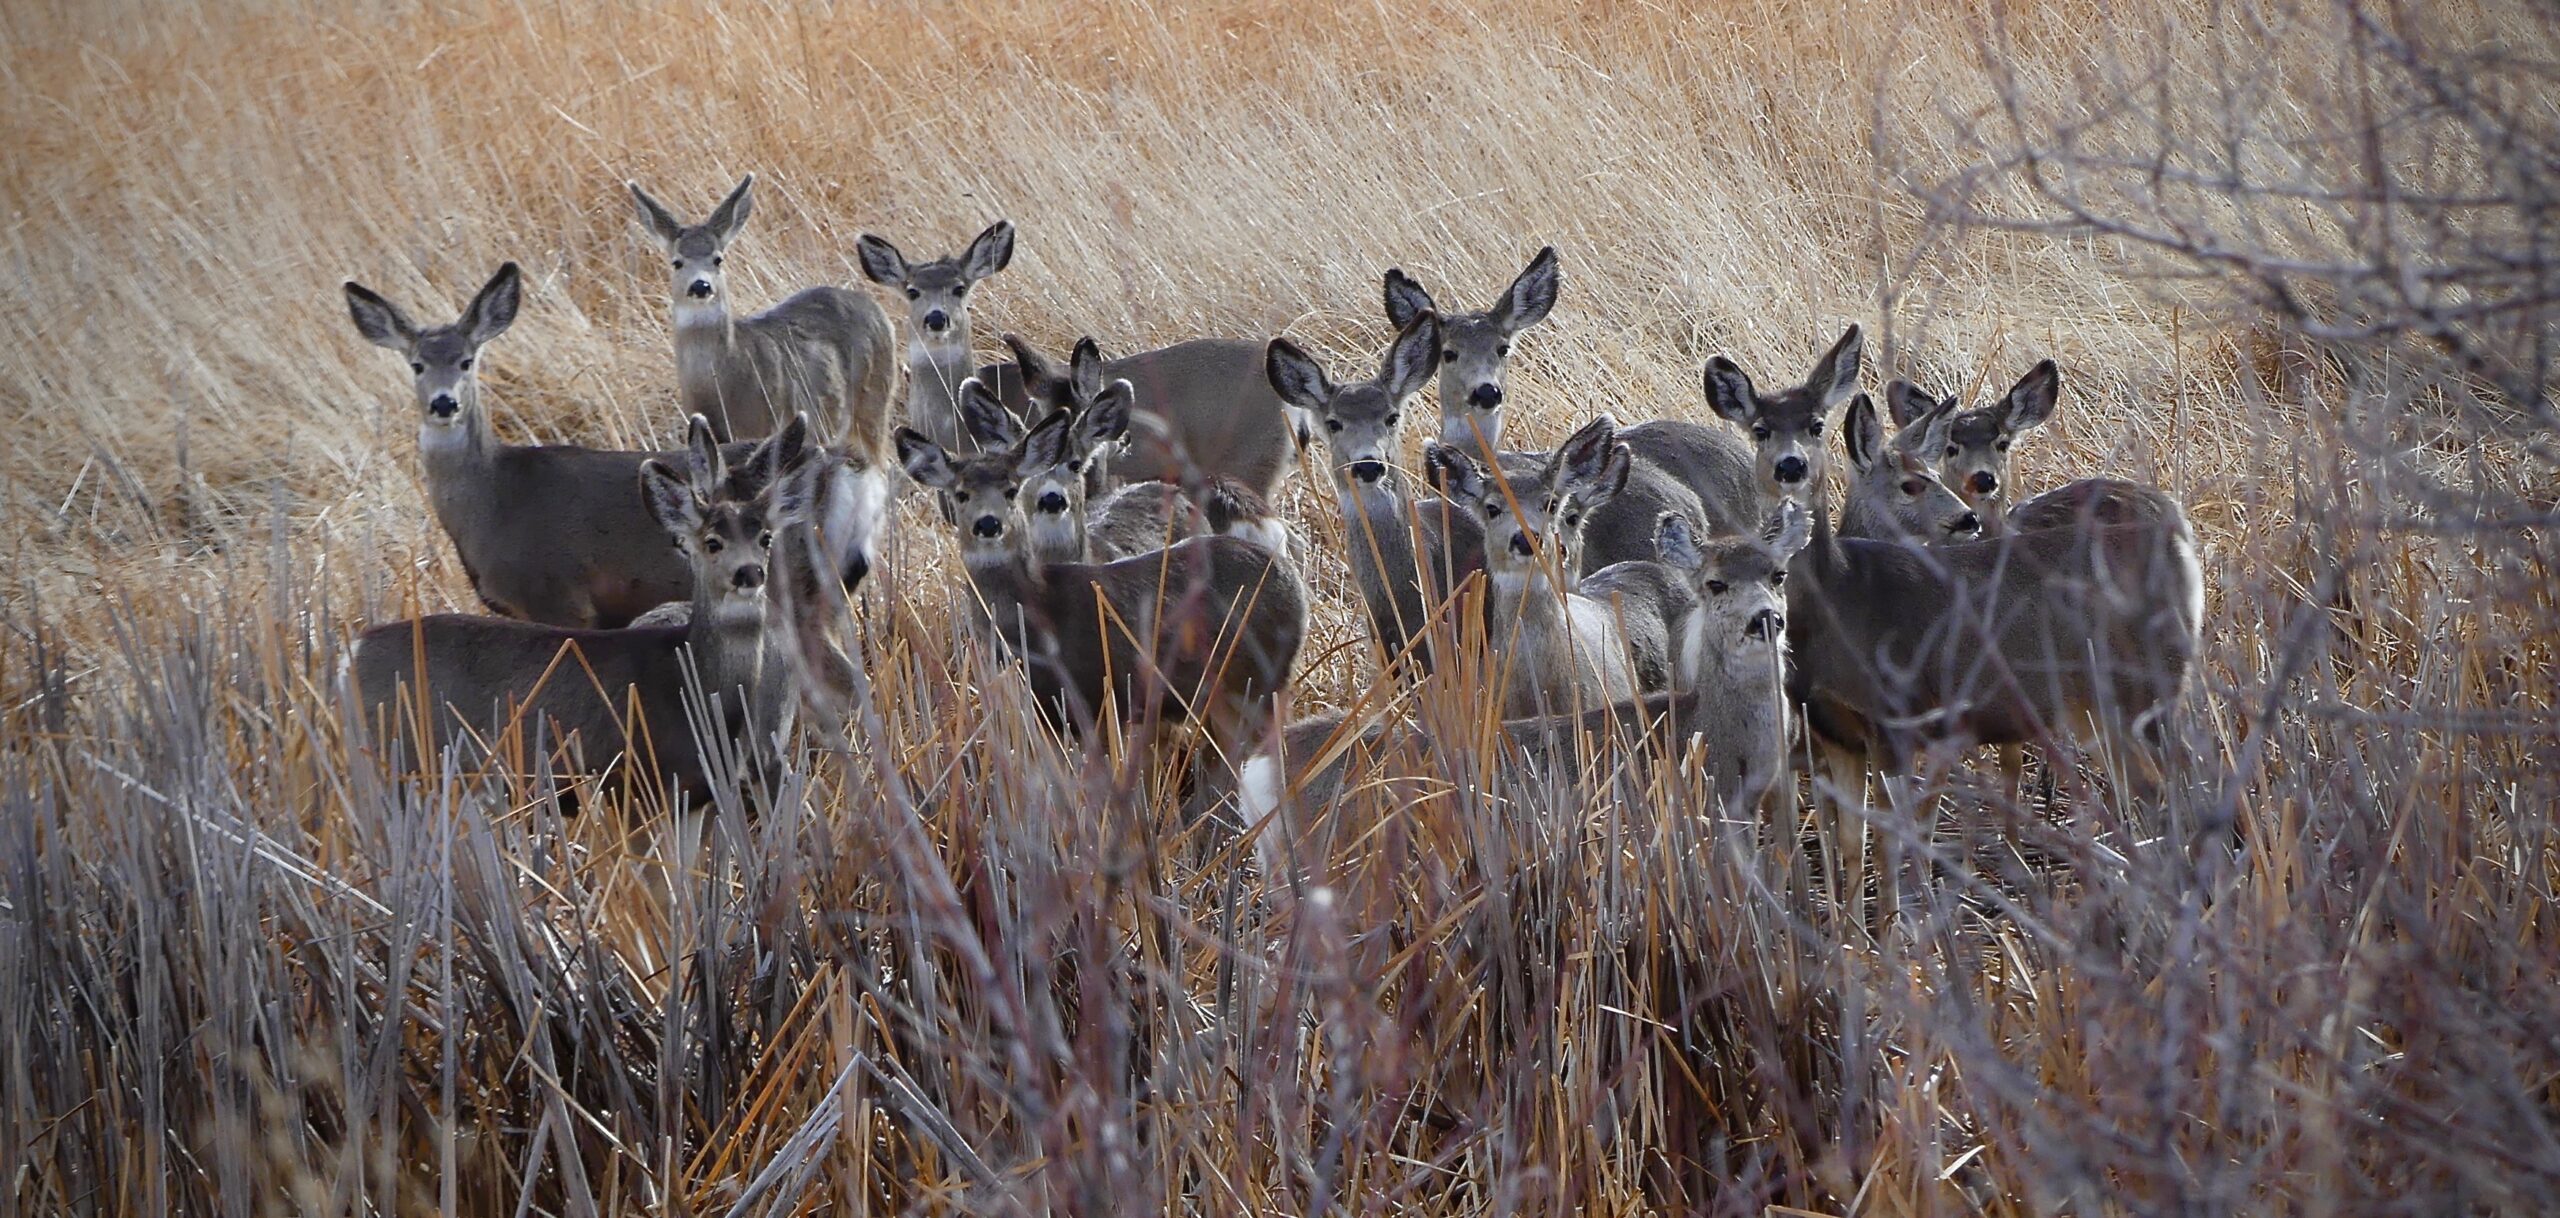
[1068,337,1105,402]
[1263,338,1333,414]
[771,456,826,525]
[959,378,1023,448]
[1761,498,1813,559]
[462,263,522,347]
[896,428,959,490]
[1018,407,1075,475]
[1493,245,1560,332]
[963,220,1016,281]
[757,413,812,485]
[640,460,699,536]
[2001,359,2060,433]
[1576,443,1633,509]
[1382,267,1435,329]
[1655,512,1706,570]
[1808,324,1864,409]
[1844,394,1886,472]
[856,234,908,286]
[1382,315,1441,400]
[1423,442,1488,503]
[1884,381,1937,431]
[628,181,684,247]
[1703,357,1757,426]
[684,415,725,492]
[1082,380,1135,448]
[1003,333,1062,386]
[1556,415,1619,483]
[343,282,418,350]
[707,174,755,242]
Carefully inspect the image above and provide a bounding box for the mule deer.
[1381,246,1561,455]
[630,175,900,452]
[895,412,1307,753]
[1265,317,1483,673]
[350,417,810,803]
[343,264,865,628]
[1425,427,1649,718]
[1836,394,1982,544]
[1884,360,2058,531]
[855,221,1017,454]
[1789,391,2205,792]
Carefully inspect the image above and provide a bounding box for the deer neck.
[683,583,772,720]
[907,332,976,437]
[673,305,736,396]
[960,545,1047,642]
[416,396,501,535]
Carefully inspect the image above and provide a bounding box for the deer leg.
[1815,739,1870,934]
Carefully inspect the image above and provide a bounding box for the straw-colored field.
[6,0,2556,1213]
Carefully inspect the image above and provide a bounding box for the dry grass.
[4,0,2558,1213]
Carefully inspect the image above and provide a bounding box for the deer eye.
[712,256,724,268]
[953,284,969,298]
[672,259,685,269]
[1996,439,2012,452]
[704,536,724,554]
[1495,342,1511,358]
[1901,480,1924,496]
[1562,511,1580,528]
[1485,501,1505,518]
[458,357,473,371]
[906,287,921,300]
[409,361,424,374]
[1770,571,1787,588]
[1441,349,1457,363]
[1001,486,1017,500]
[1752,426,1771,442]
[1325,419,1343,433]
[1809,420,1824,437]
[758,531,773,549]
[1946,445,1961,459]
[1384,412,1399,427]
[1705,579,1729,595]
[1067,458,1084,473]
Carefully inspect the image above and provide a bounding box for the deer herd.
[340,173,2206,903]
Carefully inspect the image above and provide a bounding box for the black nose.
[1037,490,1069,514]
[1348,460,1386,483]
[923,310,949,333]
[972,515,1003,538]
[1773,455,1808,485]
[428,394,459,418]
[733,566,766,591]
[687,279,714,299]
[843,552,872,588]
[1509,532,1534,557]
[1469,383,1503,409]
[1969,471,1999,496]
[1745,609,1782,640]
[1951,512,1981,536]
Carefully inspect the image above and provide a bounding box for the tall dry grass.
[4,0,2557,1213]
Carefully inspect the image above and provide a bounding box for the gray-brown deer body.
[1427,427,1647,718]
[350,418,807,802]
[856,222,1017,455]
[1788,399,2203,774]
[1002,333,1299,500]
[346,264,770,629]
[897,415,1306,746]
[1381,246,1560,456]
[1265,318,1483,674]
[631,175,899,452]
